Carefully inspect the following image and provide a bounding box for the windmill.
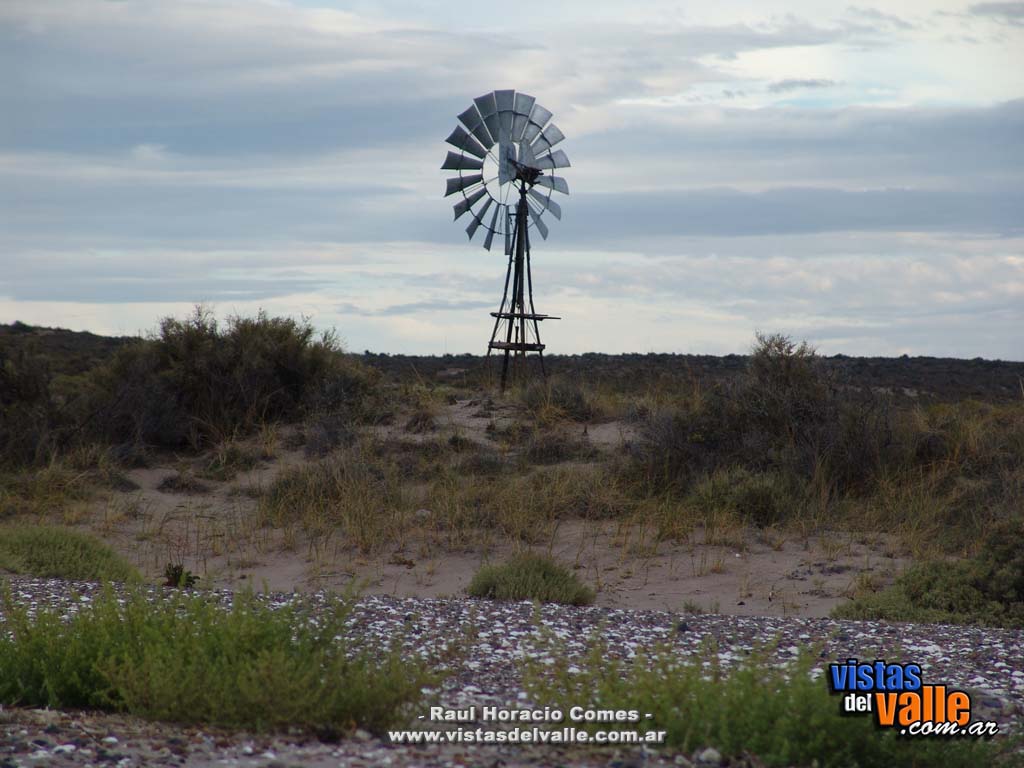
[441,90,570,390]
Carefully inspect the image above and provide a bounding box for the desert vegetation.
[2,310,1023,763]
[2,313,1022,626]
[467,552,595,605]
[0,525,140,583]
[0,586,436,735]
[0,306,376,465]
[631,334,1023,549]
[834,516,1024,627]
[525,638,1016,767]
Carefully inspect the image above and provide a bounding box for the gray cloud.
[767,78,837,93]
[559,185,1023,242]
[5,173,1019,252]
[338,299,495,316]
[968,2,1024,25]
[0,274,324,303]
[573,100,1024,189]
[3,101,1020,252]
[0,1,907,156]
[845,7,916,31]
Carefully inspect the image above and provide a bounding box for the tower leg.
[500,347,512,390]
[500,243,519,391]
[524,211,547,381]
[500,193,529,392]
[488,249,514,359]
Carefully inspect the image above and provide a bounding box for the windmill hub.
[441,89,571,390]
[510,158,544,186]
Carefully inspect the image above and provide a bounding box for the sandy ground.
[73,397,907,619]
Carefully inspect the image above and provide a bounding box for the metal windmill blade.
[440,151,482,171]
[445,125,487,158]
[528,188,561,220]
[457,105,493,150]
[466,196,493,240]
[533,149,570,171]
[530,124,566,160]
[535,175,569,194]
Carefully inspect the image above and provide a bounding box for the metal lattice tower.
[441,90,570,390]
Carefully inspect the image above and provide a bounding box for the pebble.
[695,746,722,764]
[1,575,1021,767]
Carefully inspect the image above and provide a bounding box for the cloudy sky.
[2,0,1022,359]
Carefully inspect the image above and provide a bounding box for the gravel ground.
[1,576,1022,767]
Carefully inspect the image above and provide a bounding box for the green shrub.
[688,467,801,527]
[157,471,210,494]
[833,517,1024,627]
[1,309,379,466]
[0,464,96,521]
[633,333,885,493]
[0,525,140,582]
[0,346,61,467]
[631,335,1023,506]
[520,378,598,422]
[455,450,506,476]
[78,307,376,449]
[163,563,199,589]
[0,587,438,735]
[258,447,407,552]
[303,411,355,458]
[526,640,1010,767]
[521,426,599,465]
[892,402,1024,488]
[200,441,261,481]
[426,466,634,548]
[405,407,437,433]
[468,552,595,605]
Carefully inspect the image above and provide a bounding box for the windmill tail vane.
[441,89,570,391]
